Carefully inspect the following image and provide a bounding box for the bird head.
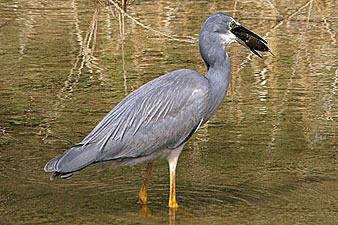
[200,13,270,58]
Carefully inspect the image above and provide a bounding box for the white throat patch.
[219,31,238,46]
[219,19,241,46]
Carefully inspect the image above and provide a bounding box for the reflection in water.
[118,10,128,96]
[40,3,102,144]
[107,0,195,43]
[0,0,337,224]
[168,208,176,225]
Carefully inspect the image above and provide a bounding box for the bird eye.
[230,21,236,29]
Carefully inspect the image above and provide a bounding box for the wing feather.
[80,69,209,161]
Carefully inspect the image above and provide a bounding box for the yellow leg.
[167,146,183,208]
[168,168,178,208]
[138,161,154,206]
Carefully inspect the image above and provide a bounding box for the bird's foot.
[168,199,179,209]
[138,188,148,206]
[139,204,152,216]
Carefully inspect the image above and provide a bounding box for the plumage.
[44,13,269,208]
[45,69,210,178]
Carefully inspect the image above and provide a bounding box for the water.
[0,0,337,224]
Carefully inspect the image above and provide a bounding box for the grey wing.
[90,69,210,161]
[45,69,209,175]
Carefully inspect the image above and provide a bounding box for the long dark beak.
[231,25,270,58]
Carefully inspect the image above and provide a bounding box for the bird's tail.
[44,155,75,180]
[44,155,61,172]
[44,144,97,180]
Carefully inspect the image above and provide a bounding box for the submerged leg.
[167,146,184,208]
[169,207,177,225]
[138,161,154,206]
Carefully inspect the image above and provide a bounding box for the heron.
[44,13,270,208]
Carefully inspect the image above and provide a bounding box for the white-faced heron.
[44,13,270,208]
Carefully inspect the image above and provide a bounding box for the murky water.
[1,0,337,224]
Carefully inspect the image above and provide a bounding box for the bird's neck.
[201,42,231,121]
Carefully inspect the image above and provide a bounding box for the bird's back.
[45,69,210,179]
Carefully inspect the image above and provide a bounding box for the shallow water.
[0,0,337,224]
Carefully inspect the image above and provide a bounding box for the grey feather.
[43,13,265,180]
[45,69,210,176]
